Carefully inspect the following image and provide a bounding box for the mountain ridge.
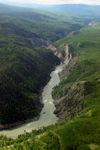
[1,2,100,21]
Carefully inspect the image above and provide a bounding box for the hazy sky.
[1,0,100,5]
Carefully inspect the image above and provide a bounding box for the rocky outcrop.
[53,82,85,122]
[52,43,83,121]
[30,37,51,47]
[59,58,75,81]
[46,45,57,51]
[30,37,57,52]
[55,43,77,81]
[54,43,72,63]
[64,44,70,63]
[54,51,64,61]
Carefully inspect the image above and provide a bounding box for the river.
[0,64,63,138]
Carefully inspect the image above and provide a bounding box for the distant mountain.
[1,2,47,9]
[0,3,90,42]
[2,2,100,21]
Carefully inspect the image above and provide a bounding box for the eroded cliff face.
[54,43,77,81]
[30,37,57,51]
[53,43,85,122]
[30,37,51,47]
[54,44,72,62]
[59,58,76,81]
[53,82,85,122]
[46,45,57,51]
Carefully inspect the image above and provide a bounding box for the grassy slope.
[53,23,100,95]
[1,23,100,150]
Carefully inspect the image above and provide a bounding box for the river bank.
[0,64,63,137]
[0,65,58,131]
[0,116,40,130]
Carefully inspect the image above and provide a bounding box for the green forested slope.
[0,11,61,124]
[0,44,60,124]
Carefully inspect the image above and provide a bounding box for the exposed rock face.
[52,43,84,122]
[55,43,77,81]
[53,82,85,122]
[30,37,57,52]
[54,51,64,61]
[59,58,75,81]
[54,43,72,63]
[46,45,57,51]
[64,44,70,64]
[31,37,51,47]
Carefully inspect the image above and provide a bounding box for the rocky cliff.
[30,37,57,51]
[46,45,57,51]
[54,44,72,62]
[53,43,85,121]
[53,82,85,122]
[30,37,51,47]
[54,43,77,81]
